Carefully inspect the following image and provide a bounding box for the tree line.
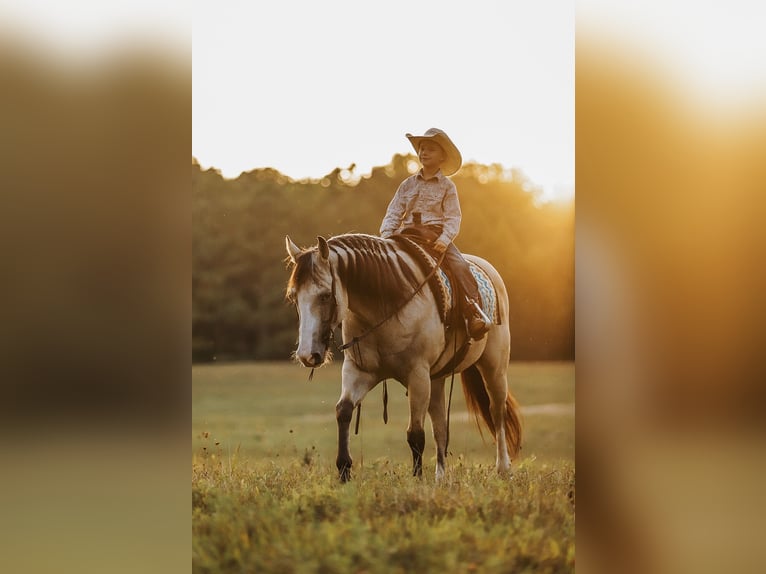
[192,155,573,362]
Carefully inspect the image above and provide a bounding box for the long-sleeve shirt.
[379,170,462,246]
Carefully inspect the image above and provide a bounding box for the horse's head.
[285,235,345,368]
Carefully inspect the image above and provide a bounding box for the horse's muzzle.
[297,350,326,368]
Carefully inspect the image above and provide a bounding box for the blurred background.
[576,1,766,573]
[0,2,189,574]
[2,0,765,573]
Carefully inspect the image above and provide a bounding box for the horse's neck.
[332,241,424,327]
[337,274,387,327]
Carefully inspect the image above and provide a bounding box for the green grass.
[192,361,575,573]
[192,361,574,467]
[193,455,574,574]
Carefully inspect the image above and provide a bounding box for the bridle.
[297,261,341,382]
[301,245,445,380]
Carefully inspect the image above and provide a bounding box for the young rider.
[379,128,491,340]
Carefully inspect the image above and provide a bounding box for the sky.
[191,1,576,201]
[2,1,763,202]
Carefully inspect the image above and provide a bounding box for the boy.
[380,128,491,340]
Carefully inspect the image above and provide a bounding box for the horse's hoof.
[338,465,352,483]
[496,465,513,478]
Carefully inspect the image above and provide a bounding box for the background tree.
[192,156,573,362]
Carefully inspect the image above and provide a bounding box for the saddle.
[390,231,499,328]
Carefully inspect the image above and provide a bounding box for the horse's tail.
[461,365,523,460]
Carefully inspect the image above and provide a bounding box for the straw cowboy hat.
[406,128,462,176]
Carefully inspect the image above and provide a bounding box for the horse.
[285,232,522,482]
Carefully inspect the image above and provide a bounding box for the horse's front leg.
[428,378,447,481]
[405,368,431,478]
[335,363,378,482]
[335,397,354,482]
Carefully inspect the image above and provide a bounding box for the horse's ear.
[317,236,330,260]
[285,235,302,263]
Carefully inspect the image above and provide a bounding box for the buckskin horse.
[285,233,522,482]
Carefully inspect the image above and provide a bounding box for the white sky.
[3,1,763,202]
[191,1,576,200]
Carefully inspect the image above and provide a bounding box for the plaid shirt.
[379,170,461,246]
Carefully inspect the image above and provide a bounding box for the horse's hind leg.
[428,378,447,481]
[477,362,512,473]
[405,369,431,478]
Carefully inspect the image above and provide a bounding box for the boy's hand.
[433,240,448,253]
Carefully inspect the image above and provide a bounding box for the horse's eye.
[319,292,332,303]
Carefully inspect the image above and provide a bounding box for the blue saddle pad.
[437,264,498,323]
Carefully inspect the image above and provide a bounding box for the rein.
[337,248,446,353]
[308,240,453,451]
[445,329,458,455]
[337,244,457,456]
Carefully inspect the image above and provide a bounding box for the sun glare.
[548,183,576,203]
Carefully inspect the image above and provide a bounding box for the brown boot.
[465,298,491,340]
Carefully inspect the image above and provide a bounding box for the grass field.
[192,361,574,573]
